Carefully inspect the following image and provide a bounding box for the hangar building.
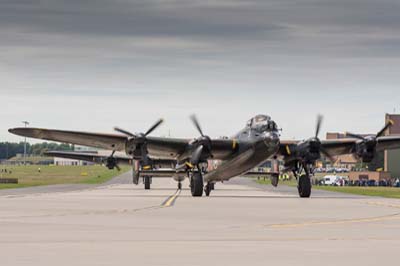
[384,114,400,178]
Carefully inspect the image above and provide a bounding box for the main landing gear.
[190,172,203,197]
[293,163,312,198]
[298,174,311,198]
[189,171,215,197]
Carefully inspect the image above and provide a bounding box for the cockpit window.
[254,115,270,123]
[249,115,278,132]
[268,121,277,130]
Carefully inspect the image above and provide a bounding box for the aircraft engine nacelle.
[354,138,376,163]
[125,136,154,168]
[105,156,118,170]
[295,139,321,164]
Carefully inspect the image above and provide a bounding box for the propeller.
[345,120,394,140]
[320,145,334,162]
[189,115,212,166]
[113,127,135,137]
[145,118,165,136]
[315,114,323,138]
[345,120,394,162]
[105,150,121,171]
[190,114,204,137]
[312,115,334,162]
[114,118,164,139]
[113,118,164,177]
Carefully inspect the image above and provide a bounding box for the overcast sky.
[1,0,400,142]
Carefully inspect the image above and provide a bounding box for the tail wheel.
[144,176,151,190]
[298,174,311,198]
[190,172,203,197]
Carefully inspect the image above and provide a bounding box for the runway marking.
[161,189,181,207]
[1,190,182,220]
[266,212,400,228]
[366,201,400,209]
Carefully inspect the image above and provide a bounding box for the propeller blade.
[190,114,204,137]
[376,120,394,137]
[114,127,136,137]
[315,114,323,138]
[320,146,335,162]
[190,145,204,165]
[345,132,365,140]
[144,118,164,136]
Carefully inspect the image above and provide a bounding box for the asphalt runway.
[1,172,400,266]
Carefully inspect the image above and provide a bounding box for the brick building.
[384,114,400,178]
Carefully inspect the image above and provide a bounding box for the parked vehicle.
[378,180,388,187]
[323,175,338,185]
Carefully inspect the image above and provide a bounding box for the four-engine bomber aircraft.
[8,114,400,197]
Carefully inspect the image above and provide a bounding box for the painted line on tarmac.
[366,201,400,209]
[2,190,183,219]
[161,189,181,207]
[265,212,400,228]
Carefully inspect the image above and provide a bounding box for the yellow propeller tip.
[285,145,291,155]
[185,162,194,168]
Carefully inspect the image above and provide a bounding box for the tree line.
[0,142,74,159]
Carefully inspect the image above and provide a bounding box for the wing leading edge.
[279,136,400,158]
[9,127,239,161]
[9,128,127,151]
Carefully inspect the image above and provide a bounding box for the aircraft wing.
[320,136,400,155]
[9,128,127,151]
[9,127,238,160]
[280,136,400,157]
[376,136,400,151]
[44,151,131,164]
[319,139,356,156]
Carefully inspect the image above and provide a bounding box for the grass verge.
[0,165,130,189]
[313,185,400,199]
[253,177,400,199]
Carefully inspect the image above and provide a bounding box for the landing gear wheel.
[190,172,203,197]
[144,176,151,190]
[298,174,311,198]
[178,182,182,190]
[204,182,213,197]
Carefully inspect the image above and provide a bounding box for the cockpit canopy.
[246,114,278,132]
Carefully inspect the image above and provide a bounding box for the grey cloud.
[1,0,400,59]
[0,0,288,40]
[1,0,400,119]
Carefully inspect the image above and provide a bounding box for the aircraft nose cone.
[263,132,280,147]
